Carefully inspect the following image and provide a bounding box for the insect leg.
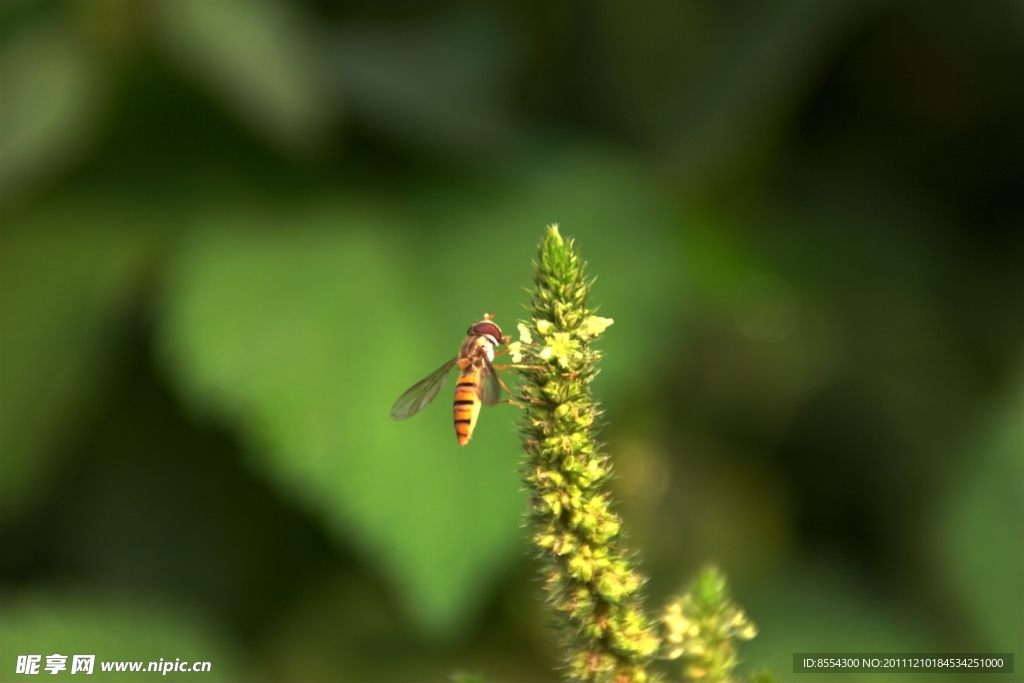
[492,363,544,371]
[493,342,536,359]
[492,373,544,405]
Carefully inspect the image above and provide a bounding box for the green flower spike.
[661,566,758,683]
[517,225,661,683]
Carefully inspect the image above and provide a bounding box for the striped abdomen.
[453,362,483,446]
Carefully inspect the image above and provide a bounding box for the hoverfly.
[390,315,512,446]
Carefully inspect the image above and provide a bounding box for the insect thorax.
[460,334,496,362]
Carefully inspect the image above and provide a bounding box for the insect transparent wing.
[390,359,457,420]
[479,356,503,406]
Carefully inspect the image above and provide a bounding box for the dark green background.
[1,2,1021,681]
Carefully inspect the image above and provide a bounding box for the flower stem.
[516,225,660,683]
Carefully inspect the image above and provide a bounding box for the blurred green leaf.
[0,18,106,201]
[0,590,245,682]
[157,204,525,638]
[939,377,1024,653]
[0,202,153,522]
[153,0,330,153]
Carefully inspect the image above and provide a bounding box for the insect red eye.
[470,321,503,343]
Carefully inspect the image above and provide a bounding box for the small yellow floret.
[507,341,524,363]
[579,316,614,339]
